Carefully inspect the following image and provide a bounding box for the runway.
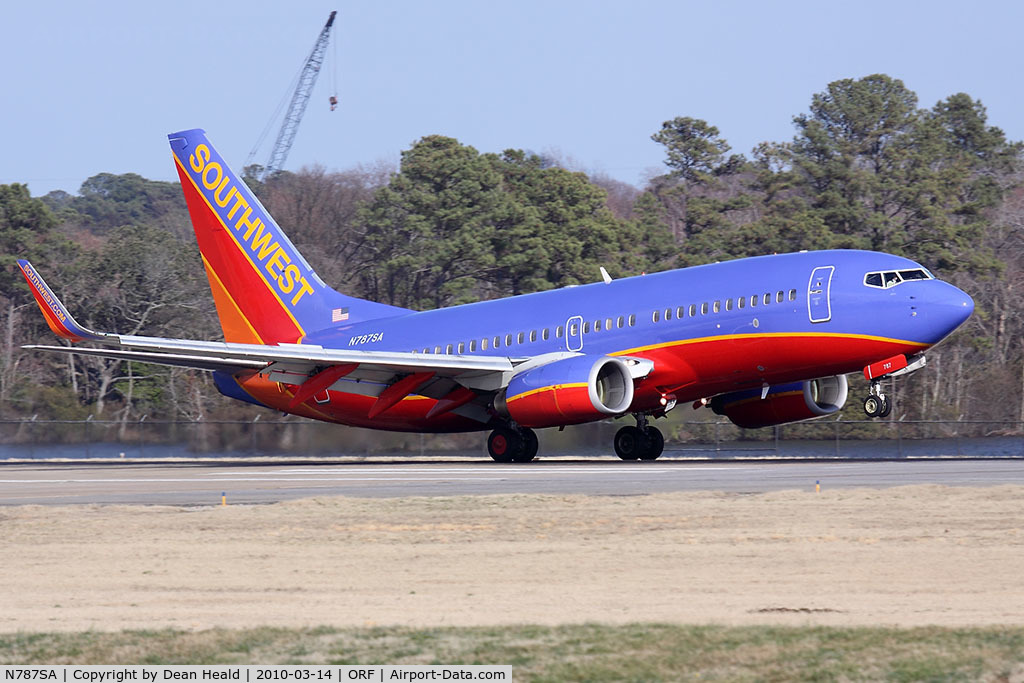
[1,458,1023,505]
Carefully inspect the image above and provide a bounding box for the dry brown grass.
[2,486,1023,632]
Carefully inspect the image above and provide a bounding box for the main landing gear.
[613,414,664,461]
[487,425,539,463]
[862,381,893,418]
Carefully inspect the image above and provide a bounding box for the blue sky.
[2,0,1021,196]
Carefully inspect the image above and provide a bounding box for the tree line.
[1,74,1021,432]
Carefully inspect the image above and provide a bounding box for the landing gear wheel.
[863,395,882,417]
[487,427,521,463]
[878,396,893,418]
[513,428,538,463]
[638,426,664,460]
[614,426,644,460]
[864,395,888,417]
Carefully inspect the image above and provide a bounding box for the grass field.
[2,624,1024,681]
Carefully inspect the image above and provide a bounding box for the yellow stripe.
[174,156,306,337]
[201,254,264,344]
[508,382,587,403]
[611,331,928,357]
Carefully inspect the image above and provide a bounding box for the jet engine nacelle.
[710,375,849,429]
[495,354,634,428]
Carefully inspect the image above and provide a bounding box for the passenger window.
[750,295,757,307]
[542,328,550,341]
[725,298,733,311]
[763,293,771,305]
[481,338,489,351]
[469,340,476,352]
[737,297,745,309]
[617,316,624,328]
[701,302,708,314]
[583,322,590,334]
[652,310,660,323]
[712,301,720,313]
[570,323,578,336]
[446,344,453,354]
[529,330,537,342]
[457,342,465,354]
[777,291,784,303]
[677,306,685,318]
[689,304,697,317]
[506,334,513,346]
[434,345,442,354]
[628,314,636,326]
[557,326,564,338]
[594,320,602,332]
[493,336,501,349]
[606,318,613,330]
[789,289,797,301]
[423,348,429,354]
[517,332,525,344]
[664,308,672,321]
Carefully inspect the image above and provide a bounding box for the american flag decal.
[332,307,350,322]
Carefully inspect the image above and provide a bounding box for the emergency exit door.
[807,266,834,323]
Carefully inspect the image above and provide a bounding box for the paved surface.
[1,458,1022,505]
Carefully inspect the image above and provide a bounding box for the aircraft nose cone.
[919,281,973,342]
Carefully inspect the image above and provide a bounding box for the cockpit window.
[864,268,934,289]
[900,269,930,281]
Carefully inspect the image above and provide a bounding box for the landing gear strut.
[862,381,892,418]
[487,425,538,463]
[614,414,664,461]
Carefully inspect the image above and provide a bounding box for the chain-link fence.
[1,418,1022,460]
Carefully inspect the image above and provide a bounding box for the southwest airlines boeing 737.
[18,129,974,461]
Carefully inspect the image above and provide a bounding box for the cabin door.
[565,315,584,351]
[807,266,835,323]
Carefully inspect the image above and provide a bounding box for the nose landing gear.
[860,353,927,419]
[862,382,892,418]
[614,413,664,460]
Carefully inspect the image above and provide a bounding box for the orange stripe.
[201,255,264,344]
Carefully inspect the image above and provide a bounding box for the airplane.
[17,128,975,462]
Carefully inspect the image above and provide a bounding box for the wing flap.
[117,335,515,375]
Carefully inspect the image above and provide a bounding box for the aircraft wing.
[17,259,516,386]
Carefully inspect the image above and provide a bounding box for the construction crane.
[251,11,337,181]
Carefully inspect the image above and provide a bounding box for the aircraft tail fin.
[168,128,408,345]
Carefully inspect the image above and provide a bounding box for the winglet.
[17,260,105,342]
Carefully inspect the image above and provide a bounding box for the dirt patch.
[1,485,1022,631]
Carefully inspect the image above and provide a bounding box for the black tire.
[878,396,893,418]
[638,426,664,460]
[614,426,644,460]
[487,427,521,463]
[863,395,883,418]
[513,428,539,463]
